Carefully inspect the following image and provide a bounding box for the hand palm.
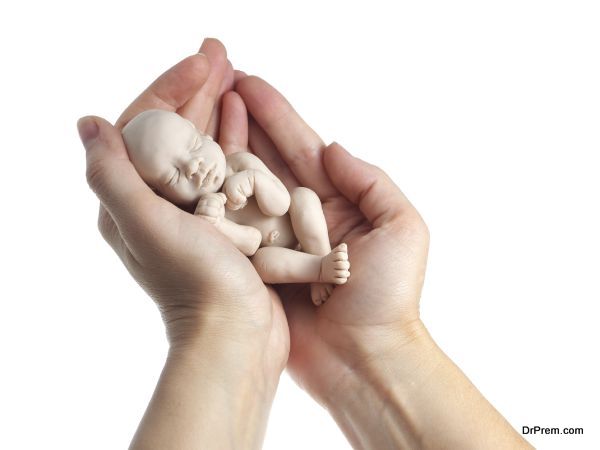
[276,184,426,401]
[227,76,429,402]
[90,41,289,368]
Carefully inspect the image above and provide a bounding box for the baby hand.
[194,192,227,224]
[223,170,255,210]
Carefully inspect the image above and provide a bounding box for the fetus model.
[122,109,350,305]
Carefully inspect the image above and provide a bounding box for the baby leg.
[288,187,350,305]
[251,245,350,285]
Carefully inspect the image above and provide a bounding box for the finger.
[115,53,209,130]
[205,60,235,139]
[232,71,298,188]
[226,197,247,210]
[335,260,351,270]
[206,197,224,208]
[236,76,337,199]
[323,142,416,228]
[248,118,300,191]
[234,70,247,84]
[217,192,227,204]
[219,91,249,155]
[178,38,228,133]
[198,206,220,216]
[225,188,246,206]
[79,115,167,238]
[193,204,206,214]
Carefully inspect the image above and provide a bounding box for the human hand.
[234,75,530,450]
[194,192,227,224]
[79,40,289,449]
[234,76,429,404]
[223,169,255,210]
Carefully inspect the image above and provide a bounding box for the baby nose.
[185,159,201,179]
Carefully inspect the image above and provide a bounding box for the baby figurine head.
[122,109,226,206]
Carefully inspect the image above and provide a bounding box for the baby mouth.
[199,165,216,188]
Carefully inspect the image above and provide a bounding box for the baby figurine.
[122,109,350,305]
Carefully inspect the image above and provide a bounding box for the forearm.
[326,322,531,450]
[130,337,279,450]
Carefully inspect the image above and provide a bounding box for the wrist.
[168,342,281,408]
[159,286,273,354]
[168,329,284,394]
[162,297,286,394]
[323,321,443,449]
[323,321,530,449]
[131,337,282,450]
[325,319,438,401]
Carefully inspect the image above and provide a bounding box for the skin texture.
[80,38,531,449]
[233,75,532,449]
[121,109,227,205]
[80,39,290,450]
[121,108,349,303]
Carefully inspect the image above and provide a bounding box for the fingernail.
[77,117,99,148]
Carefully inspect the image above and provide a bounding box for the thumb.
[78,115,159,230]
[323,142,415,227]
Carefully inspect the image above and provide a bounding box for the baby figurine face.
[122,109,226,206]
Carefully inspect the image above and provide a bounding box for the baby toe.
[334,251,348,261]
[334,260,351,270]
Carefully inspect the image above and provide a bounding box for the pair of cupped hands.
[79,39,429,413]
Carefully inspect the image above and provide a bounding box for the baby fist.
[194,192,227,224]
[223,170,255,210]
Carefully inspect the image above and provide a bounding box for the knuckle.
[290,141,323,167]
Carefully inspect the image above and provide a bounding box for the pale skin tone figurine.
[79,39,531,449]
[122,108,349,305]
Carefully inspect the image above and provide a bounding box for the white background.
[1,1,598,448]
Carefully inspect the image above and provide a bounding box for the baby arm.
[195,193,261,256]
[223,152,290,216]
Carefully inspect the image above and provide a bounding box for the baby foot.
[319,243,350,285]
[311,283,334,306]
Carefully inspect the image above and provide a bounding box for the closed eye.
[189,135,203,154]
[168,168,180,185]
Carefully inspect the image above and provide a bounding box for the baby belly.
[225,197,297,249]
